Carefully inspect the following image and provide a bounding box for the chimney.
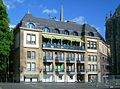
[60,5,64,22]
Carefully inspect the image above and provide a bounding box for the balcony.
[76,59,85,63]
[66,69,75,75]
[55,70,64,75]
[43,69,53,74]
[43,43,85,51]
[66,57,75,63]
[43,56,53,62]
[55,57,64,62]
[77,69,85,74]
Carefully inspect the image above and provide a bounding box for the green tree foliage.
[0,0,12,70]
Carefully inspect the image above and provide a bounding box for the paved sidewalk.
[0,83,118,89]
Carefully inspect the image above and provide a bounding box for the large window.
[27,23,35,29]
[43,51,53,60]
[27,62,36,71]
[26,34,36,45]
[87,41,97,49]
[27,51,36,59]
[43,63,52,71]
[88,55,97,62]
[88,64,97,72]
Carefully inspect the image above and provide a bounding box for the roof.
[20,13,83,31]
[16,13,105,41]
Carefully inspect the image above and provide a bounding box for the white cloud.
[71,16,101,32]
[9,24,16,28]
[15,0,24,3]
[71,16,87,24]
[3,0,24,10]
[42,8,57,14]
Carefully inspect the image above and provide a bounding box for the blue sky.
[3,0,120,38]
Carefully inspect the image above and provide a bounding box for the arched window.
[43,27,50,32]
[27,23,35,29]
[73,31,78,36]
[88,32,94,37]
[54,28,60,34]
[81,32,85,36]
[64,30,69,35]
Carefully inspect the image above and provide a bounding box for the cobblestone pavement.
[0,83,119,89]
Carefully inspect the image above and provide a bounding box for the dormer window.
[43,27,50,32]
[54,28,60,34]
[88,32,94,37]
[73,31,78,36]
[27,23,35,29]
[64,30,69,35]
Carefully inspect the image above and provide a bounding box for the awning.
[63,37,73,41]
[73,38,84,42]
[42,34,55,39]
[54,35,64,39]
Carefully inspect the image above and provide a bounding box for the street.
[0,83,118,89]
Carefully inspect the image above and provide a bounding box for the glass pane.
[32,35,36,41]
[31,63,36,71]
[27,51,31,59]
[31,51,36,59]
[27,63,31,71]
[27,34,31,41]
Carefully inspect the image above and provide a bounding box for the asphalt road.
[0,83,119,89]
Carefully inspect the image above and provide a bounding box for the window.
[81,54,84,61]
[27,23,35,29]
[26,34,36,45]
[43,27,50,32]
[70,53,74,60]
[27,51,36,59]
[88,55,97,62]
[27,63,31,71]
[64,30,69,35]
[88,32,94,37]
[54,28,60,34]
[26,62,36,71]
[73,31,78,36]
[88,64,97,72]
[76,53,79,60]
[66,52,69,60]
[87,41,97,49]
[31,63,36,71]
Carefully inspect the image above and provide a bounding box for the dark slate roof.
[20,13,83,31]
[18,13,105,41]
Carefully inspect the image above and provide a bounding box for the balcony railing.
[76,58,85,63]
[55,57,64,62]
[43,43,85,51]
[43,56,53,62]
[88,69,97,72]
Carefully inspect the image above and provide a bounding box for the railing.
[55,57,64,61]
[88,69,97,72]
[43,69,53,72]
[76,58,85,62]
[43,56,53,60]
[43,43,85,51]
[66,57,75,62]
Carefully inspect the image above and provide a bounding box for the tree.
[0,0,12,81]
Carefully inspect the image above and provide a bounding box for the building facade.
[106,5,120,75]
[12,13,109,83]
